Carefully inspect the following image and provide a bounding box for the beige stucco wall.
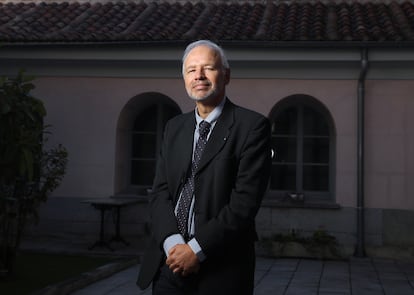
[228,79,358,208]
[364,80,414,209]
[33,77,189,198]
[32,77,413,212]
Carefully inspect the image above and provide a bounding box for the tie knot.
[199,121,211,139]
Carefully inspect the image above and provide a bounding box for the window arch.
[268,94,336,202]
[115,92,181,194]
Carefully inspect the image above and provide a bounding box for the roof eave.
[2,40,414,49]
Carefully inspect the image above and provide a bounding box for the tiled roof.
[1,1,414,45]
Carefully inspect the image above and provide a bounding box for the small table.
[82,198,141,251]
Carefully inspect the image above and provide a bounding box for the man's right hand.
[166,244,200,276]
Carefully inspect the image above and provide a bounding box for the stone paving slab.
[22,236,414,294]
[70,256,414,295]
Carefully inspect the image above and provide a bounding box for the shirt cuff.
[188,238,206,262]
[163,234,185,257]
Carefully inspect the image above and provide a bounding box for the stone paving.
[21,236,414,294]
[71,257,414,295]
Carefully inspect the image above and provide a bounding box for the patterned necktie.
[176,120,211,239]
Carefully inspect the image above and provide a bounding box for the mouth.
[192,82,211,90]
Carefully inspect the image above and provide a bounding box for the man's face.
[183,45,229,103]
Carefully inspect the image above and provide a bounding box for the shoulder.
[236,105,266,120]
[226,99,269,127]
[166,110,193,127]
[162,110,194,140]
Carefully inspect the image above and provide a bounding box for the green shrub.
[0,71,68,276]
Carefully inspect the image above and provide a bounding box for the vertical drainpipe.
[355,47,368,257]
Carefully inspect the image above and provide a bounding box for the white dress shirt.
[163,97,226,261]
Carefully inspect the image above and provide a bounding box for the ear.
[224,68,231,85]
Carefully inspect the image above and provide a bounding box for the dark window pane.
[303,165,329,191]
[303,107,329,136]
[134,105,157,132]
[131,159,156,186]
[130,101,181,187]
[303,138,329,163]
[270,164,296,190]
[272,137,296,163]
[132,133,156,158]
[272,107,297,135]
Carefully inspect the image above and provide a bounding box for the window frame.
[114,92,181,195]
[130,100,181,189]
[268,94,336,203]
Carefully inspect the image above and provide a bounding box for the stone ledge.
[262,199,341,209]
[31,258,138,295]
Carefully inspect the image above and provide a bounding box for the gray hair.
[182,40,230,75]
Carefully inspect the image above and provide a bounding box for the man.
[137,40,271,295]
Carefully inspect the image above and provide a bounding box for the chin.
[189,91,217,102]
[191,96,209,102]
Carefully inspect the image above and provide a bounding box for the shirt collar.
[194,96,226,126]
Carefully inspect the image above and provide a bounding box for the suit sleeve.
[196,115,272,257]
[148,121,180,249]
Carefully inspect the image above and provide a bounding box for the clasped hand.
[166,244,200,277]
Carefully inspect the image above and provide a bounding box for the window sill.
[262,199,341,209]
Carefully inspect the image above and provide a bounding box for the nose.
[195,68,206,80]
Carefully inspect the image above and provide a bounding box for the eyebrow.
[185,63,216,69]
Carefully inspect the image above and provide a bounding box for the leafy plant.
[263,228,341,259]
[304,229,340,257]
[271,229,307,244]
[0,71,68,276]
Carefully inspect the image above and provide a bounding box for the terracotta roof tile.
[1,1,414,44]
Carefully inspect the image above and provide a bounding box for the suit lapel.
[197,99,234,173]
[176,114,196,181]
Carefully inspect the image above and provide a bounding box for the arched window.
[131,102,180,186]
[269,95,335,202]
[115,93,181,194]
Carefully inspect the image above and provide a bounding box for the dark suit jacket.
[137,99,271,294]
